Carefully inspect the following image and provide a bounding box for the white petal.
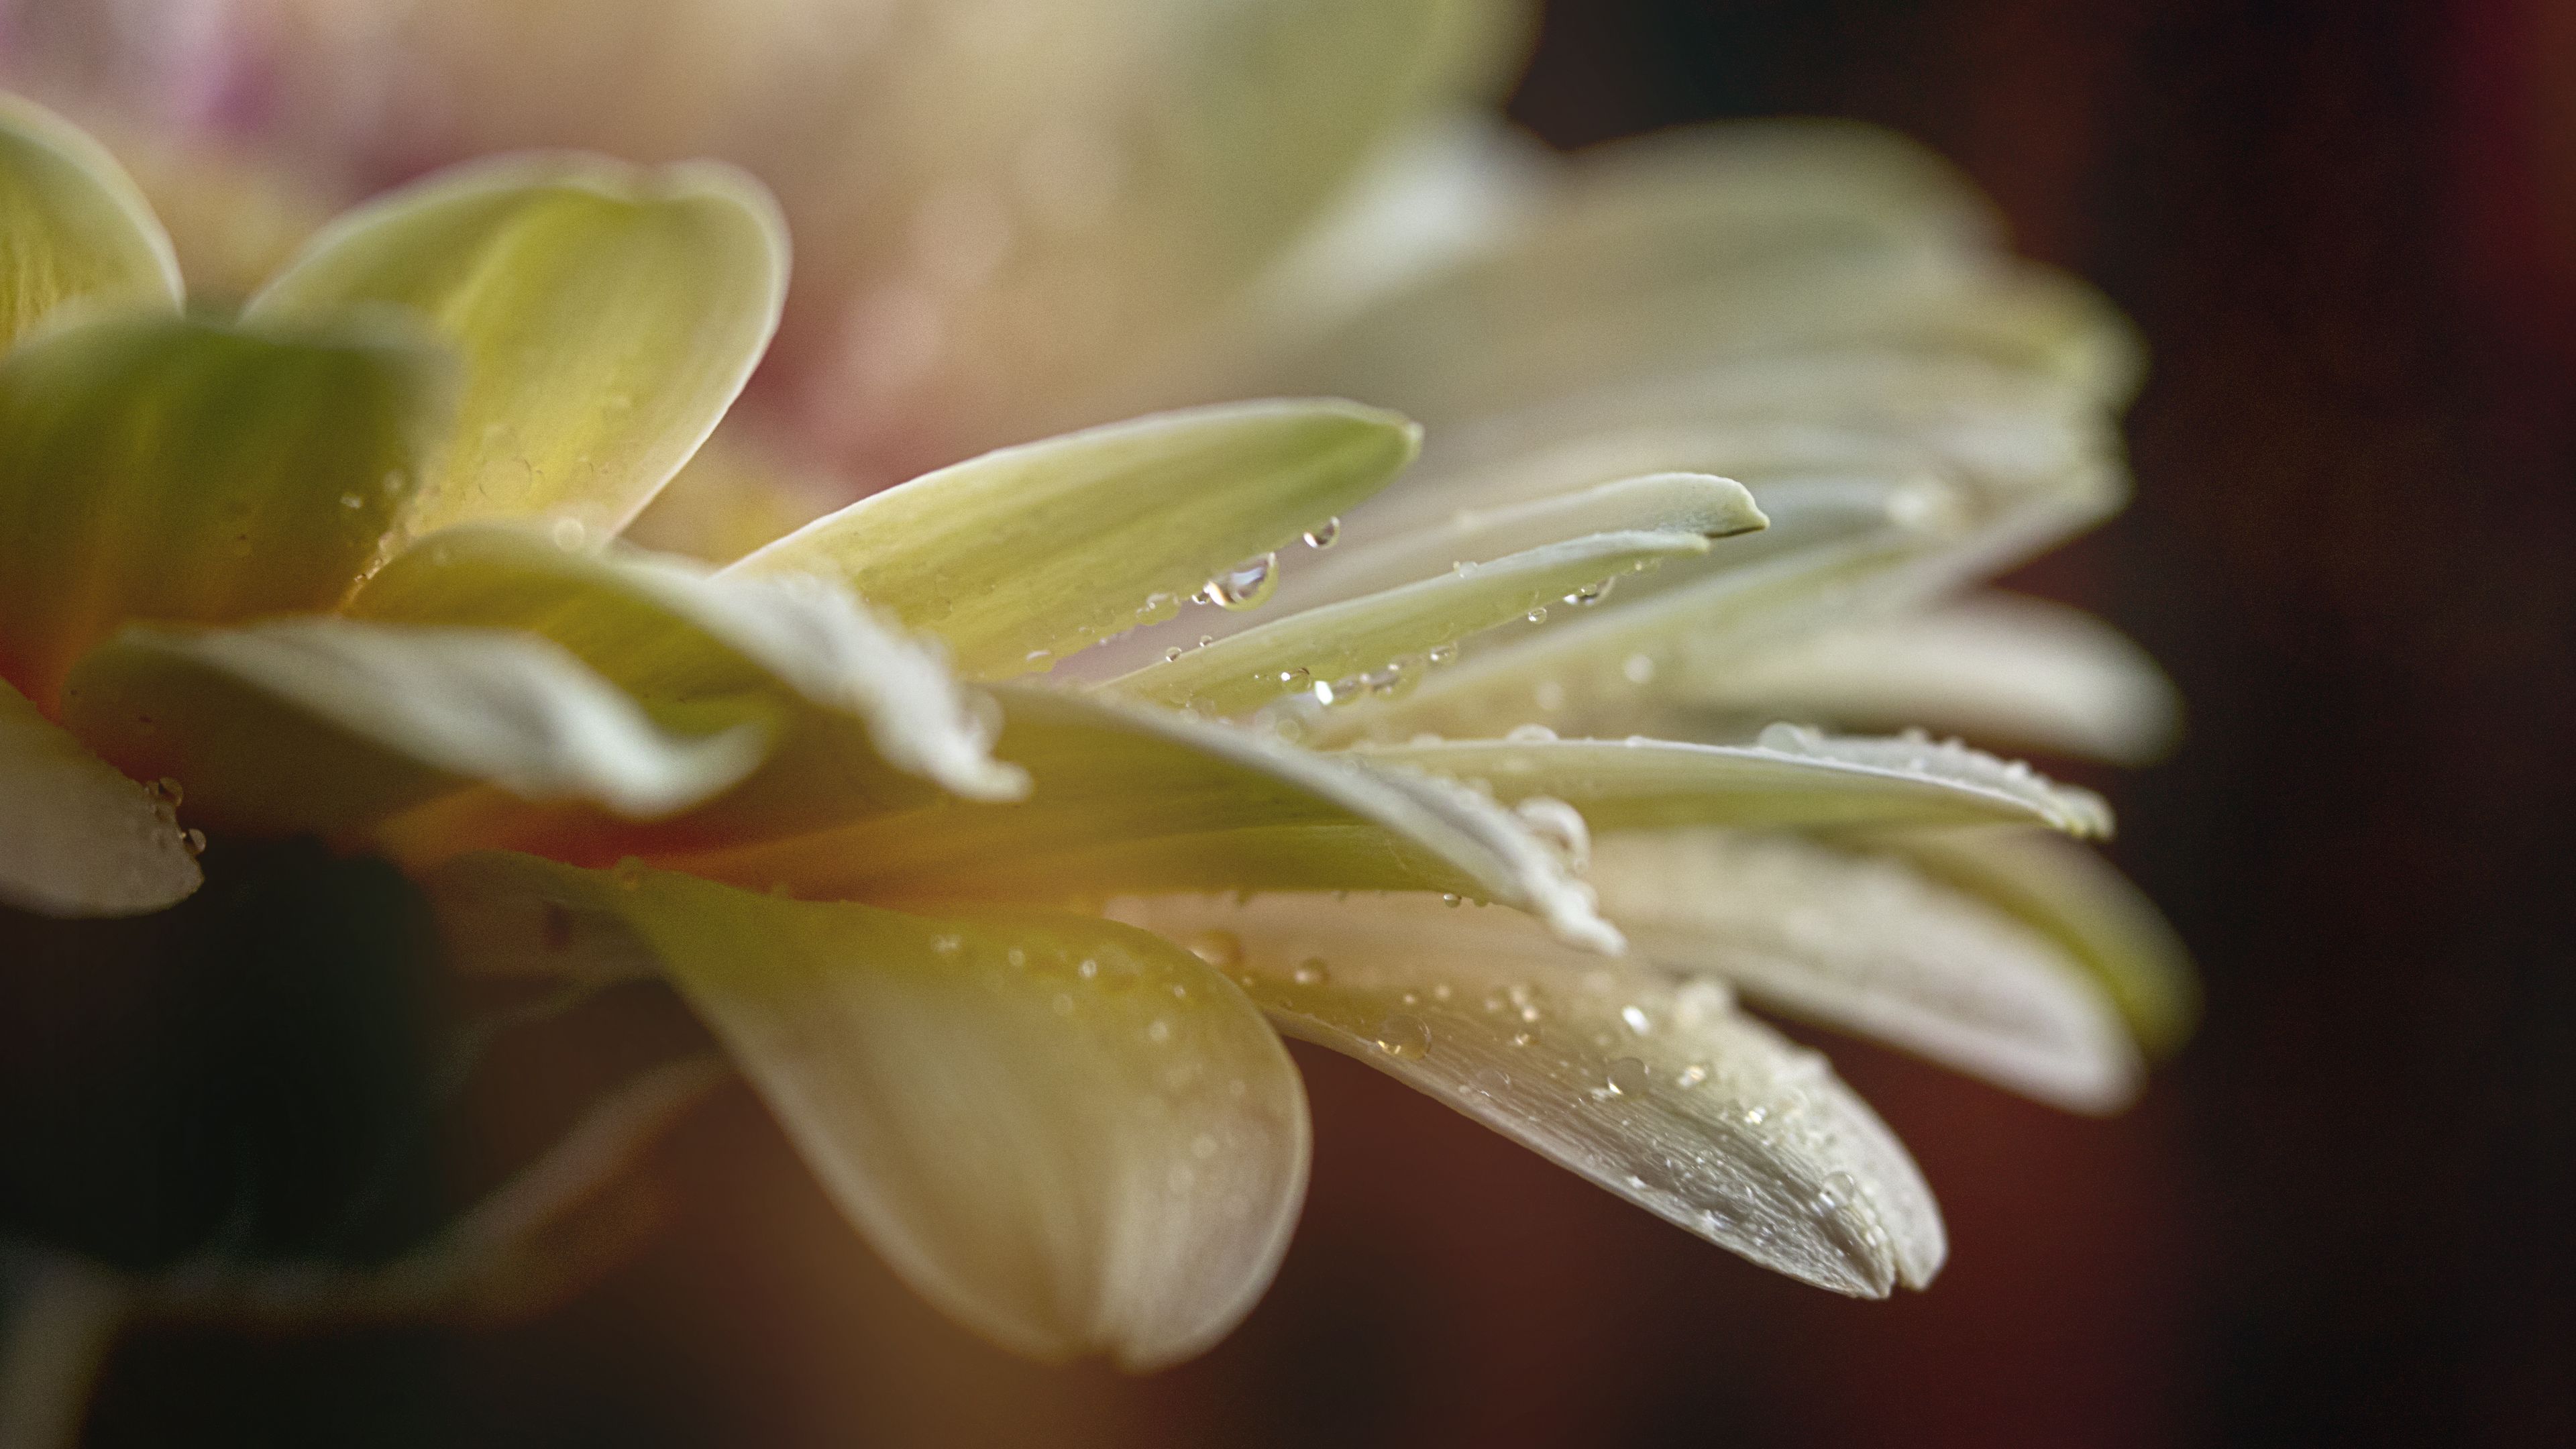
[60,618,764,836]
[0,676,199,916]
[1106,892,1944,1295]
[1588,829,2142,1113]
[1669,592,2182,764]
[433,852,1311,1369]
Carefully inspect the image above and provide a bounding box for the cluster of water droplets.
[142,776,205,857]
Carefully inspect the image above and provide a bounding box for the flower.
[0,32,2190,1383]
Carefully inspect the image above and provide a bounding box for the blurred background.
[9,0,2575,1444]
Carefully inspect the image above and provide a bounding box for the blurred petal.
[1666,592,2183,765]
[350,524,1024,803]
[60,617,764,836]
[1882,827,2200,1059]
[659,687,1623,954]
[1107,891,1943,1295]
[437,851,1309,1370]
[1587,829,2141,1113]
[247,152,787,537]
[731,400,1418,679]
[0,314,445,706]
[1106,529,1711,716]
[0,91,180,351]
[1358,725,2112,837]
[0,676,198,917]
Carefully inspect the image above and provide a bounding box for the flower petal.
[1105,529,1713,716]
[0,676,199,917]
[0,314,447,706]
[1106,891,1943,1295]
[0,91,181,352]
[1880,827,2199,1059]
[246,152,787,538]
[1587,829,2141,1113]
[656,687,1623,954]
[1357,726,2112,837]
[58,617,764,837]
[1661,592,2183,765]
[350,524,1025,803]
[433,851,1310,1370]
[728,400,1418,680]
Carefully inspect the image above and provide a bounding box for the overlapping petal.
[431,851,1311,1370]
[60,617,764,836]
[1587,829,2141,1112]
[1108,891,1943,1296]
[731,400,1419,679]
[248,152,788,538]
[656,686,1623,953]
[0,314,447,706]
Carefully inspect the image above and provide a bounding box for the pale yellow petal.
[730,400,1418,680]
[1356,724,2112,838]
[1105,529,1712,716]
[0,676,199,917]
[350,524,1025,803]
[0,91,180,352]
[59,617,764,837]
[1587,829,2141,1113]
[433,851,1309,1370]
[0,314,446,707]
[1107,891,1943,1295]
[655,686,1621,954]
[247,152,787,537]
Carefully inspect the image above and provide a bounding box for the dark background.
[49,1,2576,1444]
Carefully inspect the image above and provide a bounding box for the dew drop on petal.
[1427,641,1459,666]
[1605,1057,1651,1096]
[1290,958,1329,986]
[1201,553,1278,610]
[1622,652,1658,684]
[180,828,207,856]
[1371,1014,1431,1059]
[550,517,587,551]
[1301,517,1340,549]
[1186,930,1242,967]
[1524,605,1549,625]
[1504,722,1558,743]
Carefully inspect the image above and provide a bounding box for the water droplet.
[1301,517,1340,549]
[1187,930,1242,967]
[1004,947,1027,967]
[1201,553,1278,610]
[1441,893,1464,908]
[1565,578,1614,606]
[1605,1057,1652,1096]
[1371,1014,1431,1059]
[1676,1063,1710,1089]
[1741,1104,1770,1127]
[1290,958,1329,986]
[1427,641,1459,666]
[1811,1171,1858,1217]
[1146,1018,1173,1044]
[1165,647,1185,663]
[1311,678,1339,706]
[1524,605,1550,625]
[180,827,207,856]
[339,492,364,511]
[1274,666,1311,688]
[1620,1004,1654,1035]
[1077,957,1099,979]
[150,777,184,807]
[1622,652,1658,684]
[1504,722,1559,743]
[1509,1030,1536,1047]
[550,517,587,551]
